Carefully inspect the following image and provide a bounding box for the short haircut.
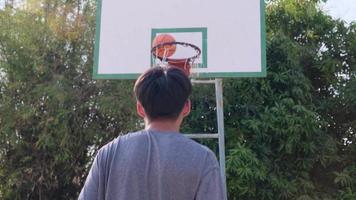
[134,66,192,120]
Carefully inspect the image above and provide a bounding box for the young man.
[79,66,225,200]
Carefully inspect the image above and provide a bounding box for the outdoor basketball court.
[93,0,266,198]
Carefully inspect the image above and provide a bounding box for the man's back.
[79,130,224,200]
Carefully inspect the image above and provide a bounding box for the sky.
[321,0,356,23]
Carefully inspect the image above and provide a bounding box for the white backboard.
[93,0,266,79]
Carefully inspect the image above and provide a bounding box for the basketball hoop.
[151,41,201,76]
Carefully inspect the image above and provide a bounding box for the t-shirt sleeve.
[78,149,106,200]
[195,151,225,200]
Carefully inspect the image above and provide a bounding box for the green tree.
[0,1,137,199]
[0,0,355,199]
[219,0,356,199]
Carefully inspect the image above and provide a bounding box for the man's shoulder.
[98,130,144,150]
[177,134,214,154]
[98,130,216,160]
[175,134,219,167]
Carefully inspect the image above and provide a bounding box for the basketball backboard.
[93,0,266,79]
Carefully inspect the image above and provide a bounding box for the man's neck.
[145,119,181,133]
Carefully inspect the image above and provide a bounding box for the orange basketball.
[152,34,176,58]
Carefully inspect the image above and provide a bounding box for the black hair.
[134,66,192,120]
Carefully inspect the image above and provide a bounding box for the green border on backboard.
[151,27,208,69]
[92,0,267,79]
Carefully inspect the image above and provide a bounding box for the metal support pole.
[215,79,227,200]
[187,78,227,199]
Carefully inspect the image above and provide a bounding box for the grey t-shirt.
[79,130,224,200]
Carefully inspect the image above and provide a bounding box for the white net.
[151,42,201,78]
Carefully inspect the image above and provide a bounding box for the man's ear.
[136,102,146,118]
[181,99,191,117]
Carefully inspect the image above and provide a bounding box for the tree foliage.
[217,0,355,199]
[0,1,137,199]
[0,0,355,199]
